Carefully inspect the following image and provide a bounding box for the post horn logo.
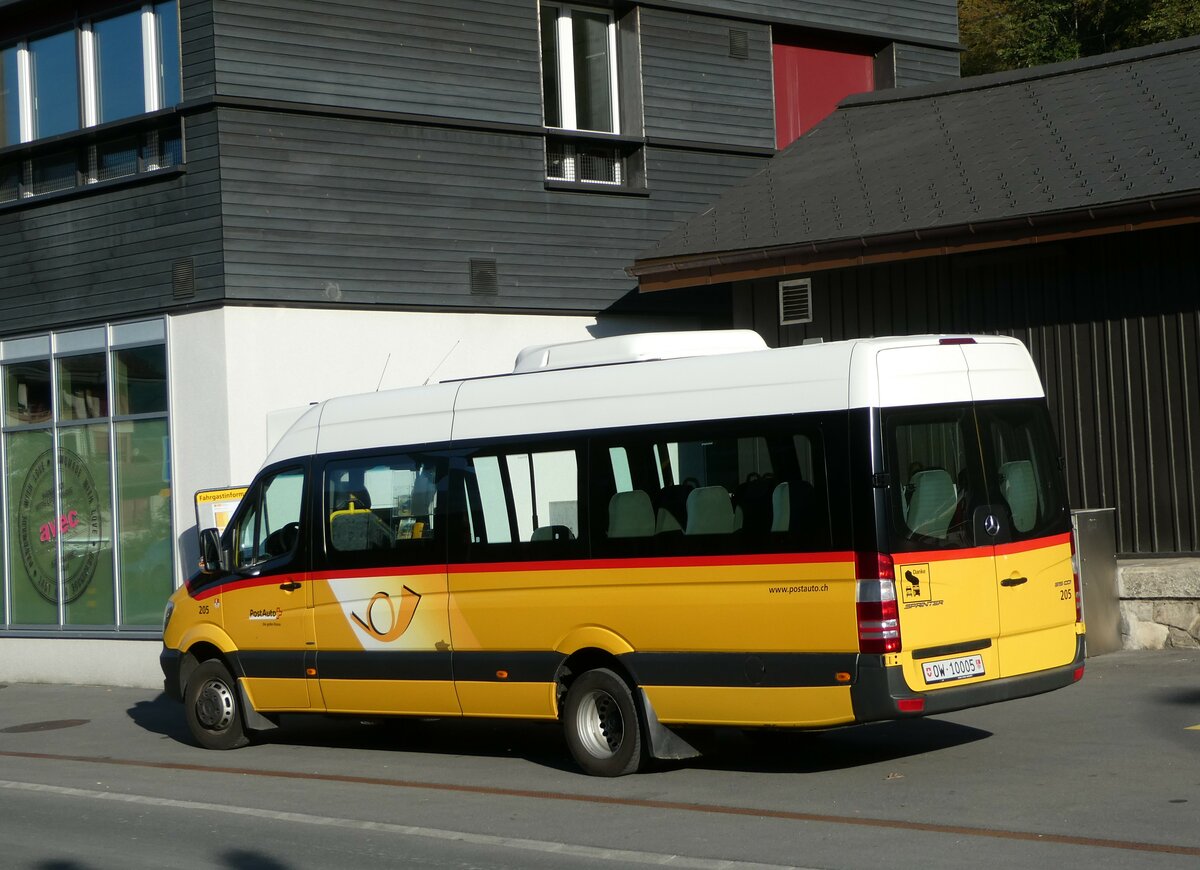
[351,587,421,642]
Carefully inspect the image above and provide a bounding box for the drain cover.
[1,719,90,733]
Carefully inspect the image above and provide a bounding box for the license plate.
[922,654,986,684]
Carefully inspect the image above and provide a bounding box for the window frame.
[539,3,648,192]
[540,3,621,137]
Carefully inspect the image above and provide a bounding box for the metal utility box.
[1072,508,1120,656]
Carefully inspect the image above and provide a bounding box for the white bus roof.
[264,333,1044,466]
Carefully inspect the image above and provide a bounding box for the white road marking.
[0,778,813,870]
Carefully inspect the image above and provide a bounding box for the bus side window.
[324,454,445,564]
[593,421,835,553]
[466,446,582,548]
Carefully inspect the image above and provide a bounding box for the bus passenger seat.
[734,475,776,533]
[684,486,736,535]
[330,490,392,552]
[607,490,655,538]
[1000,460,1037,532]
[906,469,957,538]
[770,479,817,533]
[531,524,575,542]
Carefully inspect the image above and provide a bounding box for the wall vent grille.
[172,258,195,299]
[729,29,749,59]
[779,278,813,325]
[470,258,499,295]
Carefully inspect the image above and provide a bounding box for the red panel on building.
[773,35,875,150]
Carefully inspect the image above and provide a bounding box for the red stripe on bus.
[897,532,1071,564]
[188,551,856,599]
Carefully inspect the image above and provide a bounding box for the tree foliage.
[959,0,1200,76]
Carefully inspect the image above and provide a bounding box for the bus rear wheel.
[563,668,643,776]
[184,659,250,750]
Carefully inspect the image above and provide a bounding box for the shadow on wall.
[589,285,734,338]
[177,525,199,583]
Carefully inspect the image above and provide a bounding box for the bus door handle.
[1000,577,1028,587]
[279,580,302,592]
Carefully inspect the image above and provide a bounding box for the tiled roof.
[634,36,1200,273]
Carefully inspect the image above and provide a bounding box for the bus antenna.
[375,353,392,391]
[423,340,461,385]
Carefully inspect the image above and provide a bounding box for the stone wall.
[1118,559,1200,650]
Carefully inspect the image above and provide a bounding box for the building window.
[0,320,172,630]
[540,3,630,187]
[0,2,180,149]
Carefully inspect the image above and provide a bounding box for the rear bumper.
[850,635,1085,722]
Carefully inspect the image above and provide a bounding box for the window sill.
[0,164,186,213]
[544,179,649,197]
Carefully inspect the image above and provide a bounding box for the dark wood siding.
[661,0,959,47]
[217,108,766,311]
[182,0,217,103]
[734,225,1200,555]
[640,10,774,148]
[211,0,543,126]
[0,112,225,335]
[892,43,961,86]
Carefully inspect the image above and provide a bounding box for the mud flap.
[640,689,700,760]
[237,681,279,732]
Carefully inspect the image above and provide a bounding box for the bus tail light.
[856,552,901,654]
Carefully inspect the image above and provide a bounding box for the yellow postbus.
[161,331,1084,775]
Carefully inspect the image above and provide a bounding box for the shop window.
[58,352,109,420]
[3,358,52,425]
[114,345,167,415]
[0,320,172,630]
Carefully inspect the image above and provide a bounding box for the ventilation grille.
[470,258,499,295]
[172,257,195,299]
[779,278,813,325]
[729,29,749,59]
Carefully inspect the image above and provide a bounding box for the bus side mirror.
[198,527,226,574]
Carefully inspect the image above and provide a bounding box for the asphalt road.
[0,649,1197,870]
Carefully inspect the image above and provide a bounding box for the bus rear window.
[885,406,979,550]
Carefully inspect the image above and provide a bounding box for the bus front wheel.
[563,668,643,776]
[184,659,250,750]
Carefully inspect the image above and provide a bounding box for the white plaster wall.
[0,638,161,688]
[219,308,605,482]
[164,306,623,589]
[167,309,234,584]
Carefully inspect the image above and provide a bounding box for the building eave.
[631,191,1200,292]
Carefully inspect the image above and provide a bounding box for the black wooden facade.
[0,0,961,336]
